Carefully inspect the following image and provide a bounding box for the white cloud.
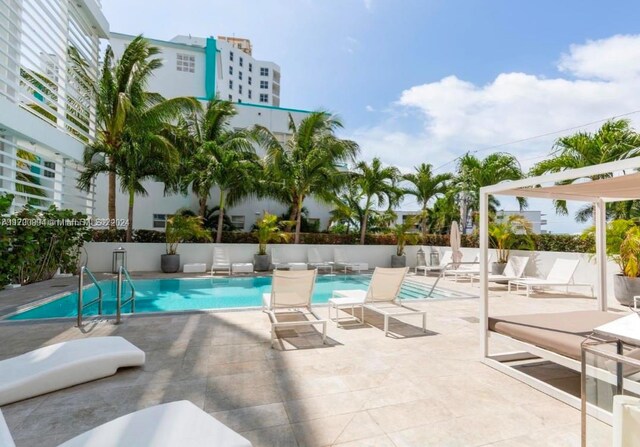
[363,0,373,11]
[346,34,640,232]
[365,105,375,112]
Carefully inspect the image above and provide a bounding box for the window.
[260,80,268,89]
[43,161,55,178]
[238,71,243,80]
[239,85,243,94]
[229,79,233,89]
[153,214,168,229]
[248,89,252,99]
[176,53,195,73]
[248,76,252,85]
[260,67,269,76]
[229,66,233,75]
[229,51,234,61]
[239,57,243,67]
[228,94,233,101]
[249,63,252,72]
[230,215,245,230]
[259,93,269,103]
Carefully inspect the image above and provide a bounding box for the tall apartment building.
[110,33,281,106]
[0,0,107,214]
[99,33,332,231]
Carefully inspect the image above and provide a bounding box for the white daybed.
[0,336,145,406]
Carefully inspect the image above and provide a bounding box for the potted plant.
[584,219,640,305]
[488,214,534,275]
[253,212,290,271]
[162,214,211,273]
[390,216,420,268]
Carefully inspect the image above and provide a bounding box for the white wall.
[85,242,618,297]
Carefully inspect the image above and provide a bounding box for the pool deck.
[0,272,617,446]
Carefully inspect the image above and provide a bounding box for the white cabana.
[478,156,640,421]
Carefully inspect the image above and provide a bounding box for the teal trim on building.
[233,102,312,114]
[205,38,217,100]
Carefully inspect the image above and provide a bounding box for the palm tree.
[530,119,640,222]
[353,158,400,244]
[455,152,527,232]
[79,92,198,241]
[70,36,164,228]
[403,163,452,238]
[427,192,459,234]
[256,111,359,243]
[181,100,256,218]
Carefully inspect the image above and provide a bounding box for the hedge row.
[91,229,595,253]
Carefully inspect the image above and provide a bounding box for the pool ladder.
[76,266,136,326]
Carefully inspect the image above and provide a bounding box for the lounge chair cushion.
[489,310,623,360]
[0,410,15,447]
[57,400,252,447]
[0,336,145,406]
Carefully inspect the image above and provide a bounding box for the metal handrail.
[115,265,136,324]
[77,266,103,327]
[424,261,480,297]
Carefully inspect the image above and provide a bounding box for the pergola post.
[594,199,607,311]
[479,189,489,358]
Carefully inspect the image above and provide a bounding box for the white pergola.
[478,156,640,419]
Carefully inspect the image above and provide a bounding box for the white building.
[0,0,107,215]
[110,32,281,107]
[97,33,333,232]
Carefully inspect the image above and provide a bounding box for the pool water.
[6,275,469,321]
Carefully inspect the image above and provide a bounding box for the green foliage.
[582,219,640,277]
[390,216,421,256]
[165,214,211,255]
[488,214,535,263]
[403,163,452,237]
[0,205,92,286]
[253,213,290,255]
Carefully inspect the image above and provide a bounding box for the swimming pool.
[6,275,471,321]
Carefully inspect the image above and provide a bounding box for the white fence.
[84,243,619,296]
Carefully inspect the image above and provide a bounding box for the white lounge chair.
[508,258,593,297]
[442,254,492,281]
[307,247,333,273]
[468,255,529,286]
[271,247,307,271]
[415,250,452,276]
[211,246,231,275]
[262,270,327,347]
[330,267,427,336]
[333,247,368,273]
[0,400,252,447]
[0,337,145,406]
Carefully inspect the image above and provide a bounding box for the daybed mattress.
[488,310,623,360]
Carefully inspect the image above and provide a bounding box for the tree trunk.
[216,191,225,244]
[359,210,369,245]
[294,198,303,244]
[126,188,134,242]
[108,169,117,229]
[198,196,207,217]
[421,203,428,240]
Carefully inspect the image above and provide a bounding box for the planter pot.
[391,255,406,268]
[491,262,506,275]
[161,254,180,273]
[254,254,271,272]
[613,274,640,306]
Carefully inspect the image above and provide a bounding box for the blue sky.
[102,0,640,233]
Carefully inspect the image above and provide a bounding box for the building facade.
[495,210,548,234]
[98,33,332,231]
[0,0,107,214]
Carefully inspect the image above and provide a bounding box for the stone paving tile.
[0,273,616,446]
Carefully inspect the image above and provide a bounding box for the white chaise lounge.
[415,250,452,276]
[333,247,368,273]
[262,270,327,347]
[0,336,145,406]
[442,254,491,281]
[307,247,333,273]
[271,247,307,271]
[468,255,529,286]
[0,400,252,447]
[211,246,231,275]
[330,267,427,336]
[508,258,593,297]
